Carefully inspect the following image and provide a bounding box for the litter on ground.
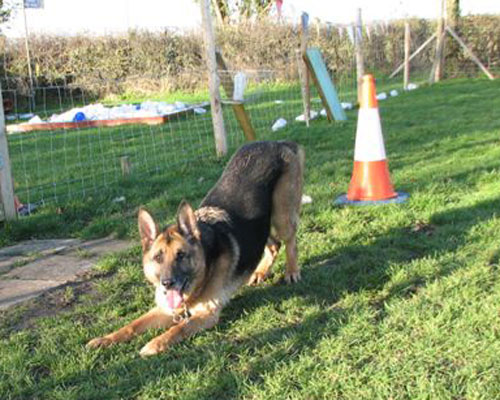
[272,118,287,131]
[295,110,318,122]
[301,194,313,204]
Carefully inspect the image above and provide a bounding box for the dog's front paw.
[248,271,269,285]
[140,338,167,357]
[87,336,115,349]
[285,270,301,284]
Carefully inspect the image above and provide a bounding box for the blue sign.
[24,0,43,8]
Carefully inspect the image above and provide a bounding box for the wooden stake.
[22,3,35,109]
[120,156,131,177]
[200,0,227,157]
[211,0,225,26]
[215,51,256,141]
[430,0,446,83]
[404,22,411,90]
[446,26,495,80]
[299,12,311,127]
[389,33,437,79]
[354,8,365,104]
[0,85,17,221]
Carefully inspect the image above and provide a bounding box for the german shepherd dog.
[87,141,304,356]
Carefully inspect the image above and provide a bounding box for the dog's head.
[138,201,205,312]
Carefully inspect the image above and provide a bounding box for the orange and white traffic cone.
[335,74,408,205]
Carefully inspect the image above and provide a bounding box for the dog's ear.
[176,200,200,241]
[138,208,158,252]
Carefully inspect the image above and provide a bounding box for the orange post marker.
[335,74,408,206]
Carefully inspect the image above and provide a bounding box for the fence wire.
[2,23,492,218]
[2,62,358,215]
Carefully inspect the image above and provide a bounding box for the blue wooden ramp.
[305,48,347,121]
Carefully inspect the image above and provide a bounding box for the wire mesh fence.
[2,62,358,215]
[2,19,495,219]
[3,75,215,209]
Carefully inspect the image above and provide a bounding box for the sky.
[2,0,500,37]
[281,0,500,24]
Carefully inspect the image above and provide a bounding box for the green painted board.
[305,48,347,121]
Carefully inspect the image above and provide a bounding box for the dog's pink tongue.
[166,289,183,310]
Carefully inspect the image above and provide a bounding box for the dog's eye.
[153,250,163,264]
[176,251,186,262]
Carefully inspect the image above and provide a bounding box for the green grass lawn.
[1,78,500,399]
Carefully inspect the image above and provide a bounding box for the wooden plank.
[215,51,257,141]
[446,26,495,80]
[304,48,347,122]
[6,103,209,134]
[200,0,227,157]
[215,51,234,94]
[0,86,17,221]
[232,104,256,141]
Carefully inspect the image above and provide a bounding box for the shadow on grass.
[304,196,499,295]
[11,195,499,399]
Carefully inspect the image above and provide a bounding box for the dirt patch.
[0,270,112,338]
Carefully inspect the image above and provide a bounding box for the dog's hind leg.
[248,236,281,285]
[271,146,304,283]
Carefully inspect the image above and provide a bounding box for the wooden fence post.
[299,12,311,127]
[120,156,131,177]
[200,0,227,157]
[0,85,17,221]
[404,22,411,90]
[430,0,446,83]
[354,8,365,104]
